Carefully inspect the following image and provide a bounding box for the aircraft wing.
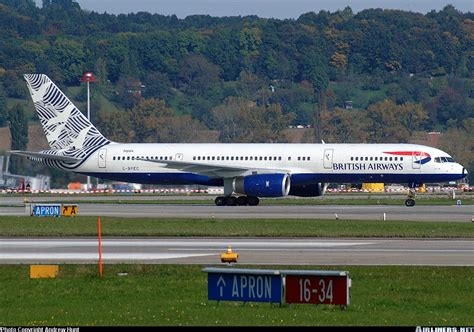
[9,150,81,163]
[138,158,291,178]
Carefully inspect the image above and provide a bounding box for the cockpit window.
[434,156,456,163]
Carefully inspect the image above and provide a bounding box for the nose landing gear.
[405,189,416,207]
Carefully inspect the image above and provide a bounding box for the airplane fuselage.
[76,142,467,187]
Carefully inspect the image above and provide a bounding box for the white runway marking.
[0,240,374,248]
[0,253,214,261]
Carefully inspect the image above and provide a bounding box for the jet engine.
[233,173,291,197]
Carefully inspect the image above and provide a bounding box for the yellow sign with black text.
[61,204,78,217]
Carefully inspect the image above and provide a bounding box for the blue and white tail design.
[23,74,110,168]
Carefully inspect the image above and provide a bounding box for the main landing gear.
[405,189,416,207]
[214,196,260,206]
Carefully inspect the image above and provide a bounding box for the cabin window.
[394,157,397,161]
[212,156,215,160]
[389,157,393,161]
[288,157,291,161]
[279,157,282,161]
[400,157,404,161]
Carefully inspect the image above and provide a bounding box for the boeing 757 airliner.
[10,74,468,206]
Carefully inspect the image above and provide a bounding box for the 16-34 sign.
[283,271,350,306]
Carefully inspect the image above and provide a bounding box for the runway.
[1,203,472,221]
[1,237,473,266]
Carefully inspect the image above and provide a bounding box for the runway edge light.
[221,245,239,264]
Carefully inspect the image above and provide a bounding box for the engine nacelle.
[289,183,325,197]
[233,173,291,197]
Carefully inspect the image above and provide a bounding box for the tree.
[96,109,133,143]
[7,103,28,173]
[0,86,6,127]
[142,71,174,101]
[366,100,427,143]
[425,87,468,127]
[320,108,369,143]
[46,38,85,85]
[178,54,221,96]
[438,118,474,178]
[212,97,294,143]
[128,98,212,143]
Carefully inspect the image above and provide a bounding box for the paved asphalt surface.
[1,202,472,221]
[1,237,473,266]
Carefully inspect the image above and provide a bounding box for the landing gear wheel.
[225,196,237,206]
[215,196,226,206]
[237,196,248,206]
[247,196,260,206]
[405,198,416,207]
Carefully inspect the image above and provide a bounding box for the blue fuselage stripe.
[80,172,465,186]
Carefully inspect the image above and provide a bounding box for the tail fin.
[24,74,109,151]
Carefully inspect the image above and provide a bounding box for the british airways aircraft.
[10,74,468,206]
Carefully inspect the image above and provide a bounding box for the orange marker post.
[98,216,103,277]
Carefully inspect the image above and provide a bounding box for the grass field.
[1,264,473,326]
[0,216,473,238]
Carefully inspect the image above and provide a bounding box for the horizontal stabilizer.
[9,150,81,163]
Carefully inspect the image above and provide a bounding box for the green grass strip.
[1,264,473,326]
[0,216,473,238]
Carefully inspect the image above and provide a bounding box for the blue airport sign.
[32,204,62,217]
[203,268,282,303]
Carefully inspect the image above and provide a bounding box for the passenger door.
[412,151,421,169]
[323,149,334,169]
[98,148,107,168]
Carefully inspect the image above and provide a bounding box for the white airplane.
[10,74,468,206]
